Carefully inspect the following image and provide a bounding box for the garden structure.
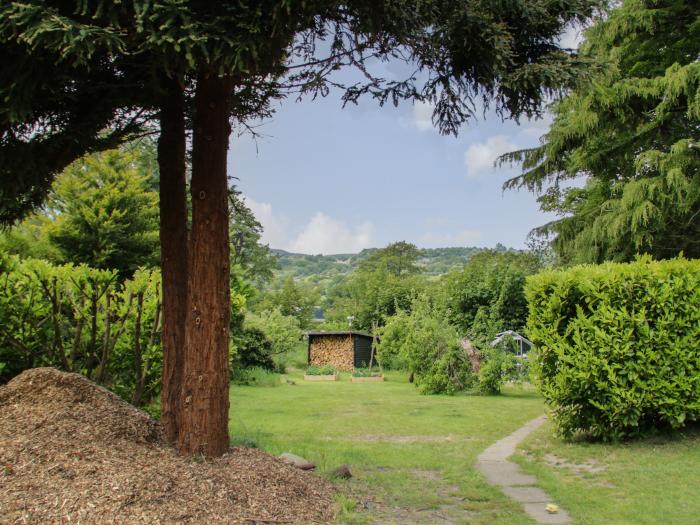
[306,331,377,372]
[490,331,534,358]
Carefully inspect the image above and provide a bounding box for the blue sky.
[228,30,582,255]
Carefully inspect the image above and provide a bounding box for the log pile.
[309,335,354,372]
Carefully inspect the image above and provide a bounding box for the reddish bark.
[176,72,232,456]
[157,78,188,444]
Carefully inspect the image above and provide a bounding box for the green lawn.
[514,420,700,525]
[229,370,544,524]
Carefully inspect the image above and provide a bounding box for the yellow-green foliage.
[526,257,700,440]
[0,254,161,403]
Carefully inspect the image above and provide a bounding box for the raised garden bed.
[304,365,338,381]
[303,374,338,381]
[351,375,384,383]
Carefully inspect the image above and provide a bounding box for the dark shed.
[306,331,378,372]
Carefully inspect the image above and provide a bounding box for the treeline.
[272,245,503,287]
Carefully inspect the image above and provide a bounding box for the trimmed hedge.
[526,257,700,440]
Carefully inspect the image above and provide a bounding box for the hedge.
[0,254,162,404]
[526,257,700,440]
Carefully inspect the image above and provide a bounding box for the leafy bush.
[245,308,301,354]
[477,347,518,394]
[230,327,276,373]
[526,257,700,440]
[376,309,412,369]
[305,364,337,376]
[0,255,162,404]
[245,308,302,372]
[437,250,541,335]
[378,295,473,394]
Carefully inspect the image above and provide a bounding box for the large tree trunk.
[177,72,232,457]
[158,78,188,444]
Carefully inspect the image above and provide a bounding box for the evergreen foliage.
[503,0,700,263]
[1,0,602,224]
[48,149,160,277]
[526,257,700,440]
[0,144,160,277]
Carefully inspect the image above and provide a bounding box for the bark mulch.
[0,368,336,524]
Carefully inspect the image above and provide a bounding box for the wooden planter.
[303,374,338,381]
[351,375,384,383]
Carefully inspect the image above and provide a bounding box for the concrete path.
[475,416,571,524]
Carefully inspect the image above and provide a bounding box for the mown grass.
[229,369,543,524]
[514,420,700,525]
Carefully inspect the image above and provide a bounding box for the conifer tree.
[1,0,601,456]
[502,0,700,263]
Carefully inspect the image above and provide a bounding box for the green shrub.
[378,295,473,394]
[230,327,276,373]
[305,364,337,376]
[245,308,302,358]
[0,255,162,405]
[376,309,412,369]
[526,257,700,440]
[478,348,510,394]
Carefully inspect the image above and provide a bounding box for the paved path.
[475,416,571,524]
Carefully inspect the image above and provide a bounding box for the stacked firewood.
[309,336,354,371]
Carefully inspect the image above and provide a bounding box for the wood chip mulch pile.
[0,368,336,524]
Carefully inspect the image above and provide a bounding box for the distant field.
[229,370,544,524]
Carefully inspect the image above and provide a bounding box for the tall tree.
[229,188,278,286]
[2,0,601,456]
[359,241,423,277]
[48,149,160,277]
[502,0,700,264]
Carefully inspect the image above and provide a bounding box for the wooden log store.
[306,331,377,372]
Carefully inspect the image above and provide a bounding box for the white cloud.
[559,24,584,50]
[413,101,435,131]
[290,212,374,255]
[464,135,518,178]
[245,196,375,254]
[419,229,482,248]
[244,197,290,249]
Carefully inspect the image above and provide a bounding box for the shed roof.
[305,330,373,339]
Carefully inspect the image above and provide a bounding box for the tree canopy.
[1,0,602,223]
[502,0,700,264]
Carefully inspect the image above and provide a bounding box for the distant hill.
[271,245,513,285]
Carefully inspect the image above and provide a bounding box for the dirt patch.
[542,453,606,474]
[0,368,335,524]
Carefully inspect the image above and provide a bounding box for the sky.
[228,29,582,255]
